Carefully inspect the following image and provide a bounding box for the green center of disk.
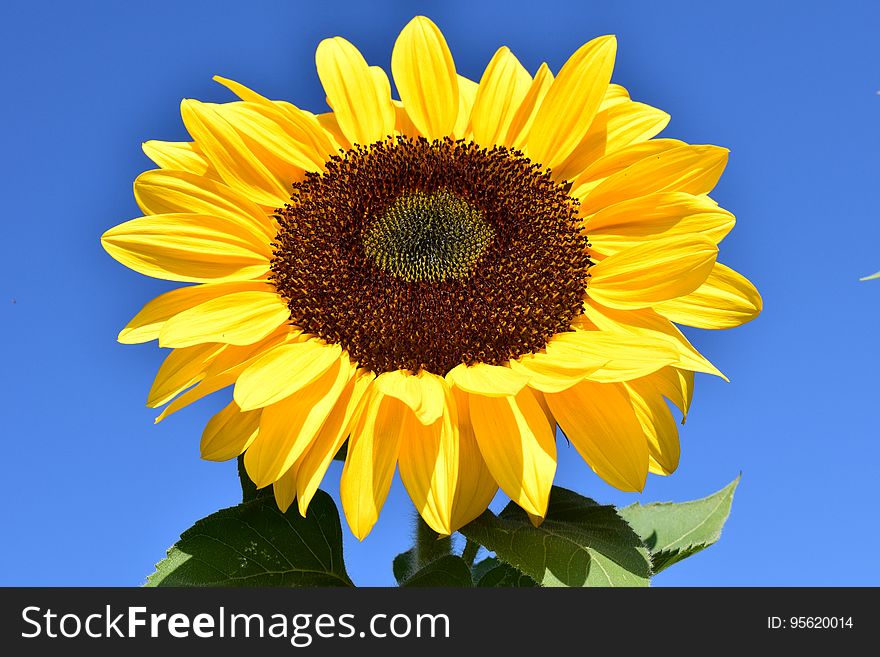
[363,190,495,282]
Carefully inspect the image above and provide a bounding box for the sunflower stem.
[413,513,452,569]
[237,455,271,503]
[461,538,480,568]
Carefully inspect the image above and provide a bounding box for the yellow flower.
[102,16,761,539]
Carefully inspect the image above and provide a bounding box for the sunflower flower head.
[102,16,762,540]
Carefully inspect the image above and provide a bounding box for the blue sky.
[1,0,878,586]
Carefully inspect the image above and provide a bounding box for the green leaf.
[332,440,348,462]
[460,486,651,587]
[392,548,417,584]
[470,555,498,583]
[146,490,353,587]
[472,558,537,587]
[618,476,739,574]
[398,555,474,587]
[394,547,472,587]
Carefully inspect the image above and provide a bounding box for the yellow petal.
[653,262,762,329]
[398,385,459,535]
[469,47,532,146]
[391,16,458,139]
[233,339,344,411]
[546,380,649,492]
[273,464,300,513]
[118,281,268,344]
[212,74,272,102]
[214,101,330,178]
[208,107,303,187]
[452,75,478,139]
[586,192,734,255]
[373,369,446,425]
[531,329,679,385]
[134,168,275,242]
[369,66,393,104]
[553,101,670,183]
[570,138,685,200]
[582,302,724,378]
[266,100,341,157]
[647,366,694,419]
[142,140,214,176]
[532,387,556,427]
[581,144,729,213]
[445,362,531,397]
[392,99,420,138]
[200,401,260,461]
[599,83,630,109]
[340,387,406,540]
[101,213,270,283]
[449,388,498,529]
[526,35,617,170]
[316,110,350,149]
[268,101,341,165]
[154,328,296,422]
[296,370,375,516]
[244,356,355,487]
[147,343,225,408]
[316,37,396,146]
[467,387,556,518]
[588,235,718,309]
[213,76,338,158]
[214,75,349,163]
[158,290,289,348]
[180,99,290,207]
[156,367,243,423]
[213,76,330,149]
[510,353,605,393]
[504,63,553,148]
[624,378,680,475]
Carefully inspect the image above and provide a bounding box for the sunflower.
[102,16,761,539]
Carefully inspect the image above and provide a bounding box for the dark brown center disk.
[270,136,591,376]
